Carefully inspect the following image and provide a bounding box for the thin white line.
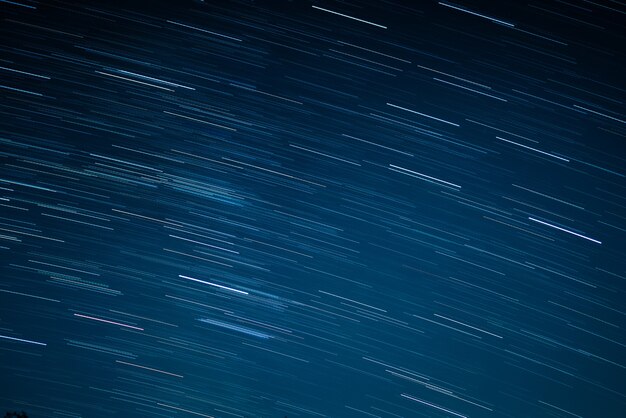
[390,164,461,188]
[0,289,60,302]
[387,103,459,126]
[158,403,214,417]
[289,144,361,166]
[312,6,387,29]
[0,334,47,346]
[434,314,503,338]
[573,105,626,124]
[418,65,492,89]
[434,78,507,101]
[74,313,144,330]
[338,41,411,63]
[164,111,237,131]
[528,217,601,244]
[439,2,515,27]
[342,134,413,156]
[167,20,242,42]
[113,69,195,90]
[95,71,173,91]
[0,84,42,96]
[401,394,467,418]
[116,361,183,378]
[0,66,50,79]
[497,137,569,162]
[179,275,248,295]
[0,0,36,9]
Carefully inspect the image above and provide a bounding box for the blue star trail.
[1,0,625,417]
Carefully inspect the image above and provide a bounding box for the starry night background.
[1,0,625,417]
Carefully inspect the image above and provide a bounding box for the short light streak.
[169,235,239,253]
[116,360,183,378]
[319,290,387,312]
[0,334,47,346]
[573,104,626,124]
[289,144,361,166]
[95,71,174,91]
[167,20,242,42]
[418,65,492,89]
[179,274,249,295]
[157,403,214,417]
[434,78,507,101]
[0,288,60,302]
[338,41,411,63]
[1,176,57,192]
[528,217,601,244]
[342,134,414,156]
[386,103,459,126]
[402,393,467,418]
[242,342,308,362]
[312,5,387,29]
[109,69,195,90]
[198,318,271,339]
[434,314,503,338]
[163,111,237,131]
[0,0,36,9]
[0,66,50,79]
[390,164,461,189]
[538,400,584,418]
[438,2,515,27]
[221,157,325,187]
[0,85,42,96]
[497,137,569,162]
[74,313,144,330]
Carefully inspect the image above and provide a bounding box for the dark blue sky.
[1,0,625,417]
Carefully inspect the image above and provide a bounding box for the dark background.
[1,0,625,416]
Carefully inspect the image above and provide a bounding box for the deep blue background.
[1,0,625,417]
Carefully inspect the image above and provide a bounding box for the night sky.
[1,0,625,417]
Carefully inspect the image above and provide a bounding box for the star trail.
[1,0,625,417]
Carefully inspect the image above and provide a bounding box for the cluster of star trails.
[1,0,625,417]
